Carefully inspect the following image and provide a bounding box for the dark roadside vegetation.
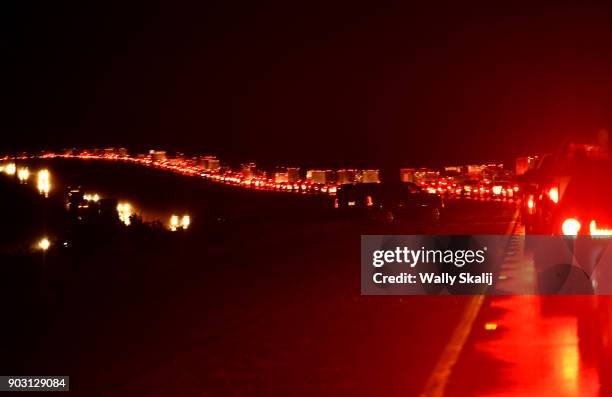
[0,162,514,396]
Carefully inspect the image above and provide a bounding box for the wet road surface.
[443,224,610,396]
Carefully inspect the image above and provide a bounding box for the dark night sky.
[3,2,612,170]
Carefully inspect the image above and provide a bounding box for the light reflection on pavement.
[471,296,600,396]
[446,224,605,396]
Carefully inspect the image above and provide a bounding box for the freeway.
[1,158,605,396]
[89,199,520,397]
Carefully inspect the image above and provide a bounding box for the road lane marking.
[419,294,485,397]
[419,208,520,397]
[505,207,521,236]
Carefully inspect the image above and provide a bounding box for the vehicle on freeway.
[417,179,437,194]
[518,153,554,230]
[538,160,611,236]
[528,162,612,294]
[434,179,453,196]
[522,139,609,234]
[490,181,519,199]
[334,182,444,223]
[475,180,492,198]
[457,180,480,197]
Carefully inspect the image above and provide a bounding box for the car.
[335,182,444,223]
[528,162,612,294]
[457,180,480,197]
[543,160,612,236]
[522,138,609,233]
[490,181,518,199]
[518,153,554,231]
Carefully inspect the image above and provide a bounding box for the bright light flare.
[484,322,498,331]
[170,214,179,231]
[181,215,190,229]
[170,214,191,231]
[548,186,559,204]
[492,185,502,195]
[17,167,29,182]
[37,169,51,196]
[38,238,51,251]
[590,220,612,236]
[562,218,581,236]
[5,163,16,175]
[84,193,100,202]
[117,202,132,226]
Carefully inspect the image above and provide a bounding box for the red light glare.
[590,220,612,236]
[562,218,581,236]
[548,187,559,204]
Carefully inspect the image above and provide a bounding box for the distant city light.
[37,169,51,197]
[5,146,524,209]
[117,202,132,226]
[38,237,51,251]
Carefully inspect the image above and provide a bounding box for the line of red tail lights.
[37,153,340,196]
[31,153,520,202]
[418,179,520,201]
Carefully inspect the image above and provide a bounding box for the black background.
[3,2,612,170]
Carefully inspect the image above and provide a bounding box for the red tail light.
[548,186,559,204]
[562,218,581,236]
[590,220,612,236]
[366,195,373,207]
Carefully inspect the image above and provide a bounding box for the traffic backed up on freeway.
[335,181,444,223]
